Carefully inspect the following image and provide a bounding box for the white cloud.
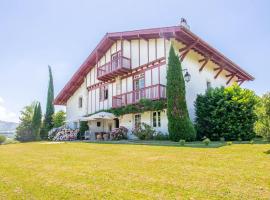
[0,97,19,122]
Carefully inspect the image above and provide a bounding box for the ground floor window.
[134,114,141,128]
[152,111,161,127]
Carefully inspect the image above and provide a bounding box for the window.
[99,85,108,101]
[134,114,141,128]
[153,111,161,127]
[97,122,101,127]
[78,97,83,108]
[206,81,212,90]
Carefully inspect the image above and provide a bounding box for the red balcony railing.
[112,84,166,108]
[97,56,131,81]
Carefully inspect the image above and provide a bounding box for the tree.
[52,110,66,128]
[42,65,55,139]
[77,121,89,140]
[195,84,257,141]
[32,102,42,140]
[166,45,196,141]
[254,92,270,141]
[16,103,36,141]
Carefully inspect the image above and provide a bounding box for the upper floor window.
[100,85,108,101]
[78,97,83,108]
[206,81,212,90]
[152,111,161,127]
[134,73,145,90]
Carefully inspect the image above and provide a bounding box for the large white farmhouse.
[54,20,254,137]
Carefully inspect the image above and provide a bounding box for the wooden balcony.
[112,84,166,108]
[97,56,131,81]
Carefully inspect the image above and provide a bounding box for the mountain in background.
[0,120,18,138]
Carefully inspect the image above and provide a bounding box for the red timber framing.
[54,25,254,105]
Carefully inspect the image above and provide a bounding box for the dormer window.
[78,97,83,108]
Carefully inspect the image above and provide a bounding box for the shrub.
[203,138,211,146]
[195,84,257,141]
[77,121,89,140]
[254,92,270,142]
[249,140,254,144]
[0,135,6,144]
[227,141,233,146]
[132,123,155,140]
[111,126,128,140]
[219,137,225,142]
[4,138,19,145]
[153,132,169,140]
[179,139,185,146]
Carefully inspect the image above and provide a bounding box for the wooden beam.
[226,73,234,77]
[214,68,223,79]
[199,58,209,72]
[179,39,199,61]
[239,80,245,86]
[226,74,235,85]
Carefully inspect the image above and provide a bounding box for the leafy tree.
[195,84,257,141]
[52,110,66,128]
[166,45,196,141]
[254,92,270,141]
[42,65,55,139]
[16,103,36,141]
[32,102,42,140]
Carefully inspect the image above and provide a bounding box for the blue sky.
[0,0,269,122]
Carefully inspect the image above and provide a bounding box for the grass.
[0,142,269,200]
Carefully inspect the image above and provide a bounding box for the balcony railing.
[97,56,131,81]
[112,84,166,108]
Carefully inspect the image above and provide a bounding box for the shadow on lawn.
[82,140,226,148]
[264,149,270,154]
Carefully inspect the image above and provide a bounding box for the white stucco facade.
[56,26,252,137]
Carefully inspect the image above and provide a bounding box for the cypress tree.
[166,45,196,141]
[43,65,55,138]
[32,102,42,140]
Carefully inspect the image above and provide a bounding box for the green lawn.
[0,142,269,200]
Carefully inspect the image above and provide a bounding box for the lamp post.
[182,69,191,83]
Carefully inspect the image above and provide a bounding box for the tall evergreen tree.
[32,102,42,140]
[43,65,55,138]
[166,45,196,141]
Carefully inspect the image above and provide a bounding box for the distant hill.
[0,120,18,138]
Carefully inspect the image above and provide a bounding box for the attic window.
[206,81,212,90]
[78,97,83,108]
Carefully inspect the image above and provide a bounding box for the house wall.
[66,37,238,132]
[66,78,88,128]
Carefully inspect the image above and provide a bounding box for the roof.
[54,25,254,105]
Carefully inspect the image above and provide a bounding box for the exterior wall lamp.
[182,69,191,83]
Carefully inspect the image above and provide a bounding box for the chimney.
[180,18,190,29]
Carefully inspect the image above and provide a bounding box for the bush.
[179,139,185,146]
[4,138,19,145]
[77,121,89,140]
[220,137,225,142]
[0,135,6,144]
[132,123,155,140]
[254,92,270,142]
[111,126,128,140]
[195,84,257,141]
[249,140,254,144]
[153,132,169,140]
[227,141,233,146]
[203,138,211,146]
